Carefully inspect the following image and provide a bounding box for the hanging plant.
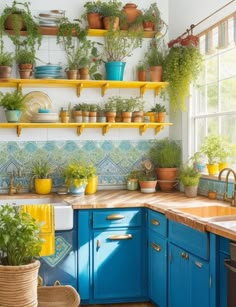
[163,43,203,111]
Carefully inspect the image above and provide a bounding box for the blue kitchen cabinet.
[168,220,211,307]
[78,208,147,304]
[148,210,168,307]
[218,236,230,307]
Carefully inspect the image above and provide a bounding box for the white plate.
[20,91,52,123]
[31,119,59,123]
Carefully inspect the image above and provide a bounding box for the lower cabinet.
[168,220,211,307]
[218,236,230,307]
[78,208,147,304]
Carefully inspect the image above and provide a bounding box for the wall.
[0,0,170,192]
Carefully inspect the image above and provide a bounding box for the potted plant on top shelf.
[148,137,182,192]
[100,0,123,30]
[15,48,36,79]
[0,204,43,306]
[0,89,25,122]
[142,2,165,33]
[103,28,143,80]
[0,50,14,78]
[82,1,103,29]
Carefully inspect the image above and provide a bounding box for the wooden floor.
[82,303,154,307]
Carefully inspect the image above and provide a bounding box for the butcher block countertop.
[0,190,235,241]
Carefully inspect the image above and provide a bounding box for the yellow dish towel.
[21,204,55,257]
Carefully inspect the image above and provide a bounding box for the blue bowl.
[38,108,50,113]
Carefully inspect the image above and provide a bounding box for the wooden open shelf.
[0,122,173,137]
[0,79,168,97]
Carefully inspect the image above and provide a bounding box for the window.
[190,13,236,154]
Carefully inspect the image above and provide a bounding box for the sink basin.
[0,197,73,231]
[175,205,236,219]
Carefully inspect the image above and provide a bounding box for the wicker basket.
[38,285,80,307]
[0,260,40,307]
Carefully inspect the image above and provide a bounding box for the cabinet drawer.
[148,210,167,237]
[169,220,209,260]
[92,209,143,228]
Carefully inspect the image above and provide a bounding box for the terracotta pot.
[103,16,119,30]
[156,167,178,192]
[87,13,103,29]
[19,69,32,79]
[181,35,199,47]
[139,180,157,193]
[0,66,12,79]
[5,13,25,30]
[158,180,178,192]
[122,111,132,122]
[137,70,146,81]
[79,67,89,80]
[66,70,78,80]
[150,66,163,82]
[120,3,142,30]
[133,111,144,122]
[154,112,166,123]
[106,111,116,122]
[143,21,155,31]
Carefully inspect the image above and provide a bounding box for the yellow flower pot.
[207,164,219,176]
[85,176,98,195]
[144,112,155,123]
[219,162,229,172]
[34,178,52,195]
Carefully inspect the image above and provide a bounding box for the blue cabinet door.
[148,229,167,307]
[93,228,147,302]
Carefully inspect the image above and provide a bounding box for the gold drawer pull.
[195,261,203,268]
[151,242,161,252]
[106,214,125,220]
[109,234,132,240]
[151,219,160,226]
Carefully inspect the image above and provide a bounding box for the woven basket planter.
[0,260,40,307]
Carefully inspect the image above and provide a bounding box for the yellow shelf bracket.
[140,84,147,97]
[102,124,111,135]
[139,124,148,135]
[101,83,109,96]
[155,125,163,134]
[154,86,163,96]
[77,83,84,97]
[17,82,22,92]
[16,125,22,137]
[77,125,85,136]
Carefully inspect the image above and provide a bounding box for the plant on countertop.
[63,161,94,188]
[103,28,143,62]
[31,157,53,179]
[0,89,25,110]
[179,164,201,187]
[163,43,203,111]
[0,204,43,265]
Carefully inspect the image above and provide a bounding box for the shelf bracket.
[154,86,162,96]
[140,84,147,97]
[77,83,84,97]
[101,83,109,96]
[102,124,111,135]
[155,125,163,134]
[16,125,22,137]
[77,125,85,136]
[139,124,148,135]
[17,82,22,92]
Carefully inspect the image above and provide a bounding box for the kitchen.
[0,0,235,306]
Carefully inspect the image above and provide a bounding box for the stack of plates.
[31,112,59,123]
[36,10,65,27]
[34,65,62,79]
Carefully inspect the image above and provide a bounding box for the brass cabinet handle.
[108,234,132,240]
[106,214,125,220]
[151,219,160,226]
[151,242,161,252]
[181,252,189,260]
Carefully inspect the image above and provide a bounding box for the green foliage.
[83,1,102,14]
[150,103,166,112]
[31,157,53,179]
[142,2,163,32]
[199,135,222,164]
[149,137,182,168]
[0,51,14,66]
[15,48,35,64]
[0,204,43,265]
[103,28,143,62]
[100,0,122,18]
[104,97,117,112]
[179,165,201,186]
[63,161,95,187]
[163,45,203,111]
[145,37,167,67]
[137,60,147,71]
[0,90,25,111]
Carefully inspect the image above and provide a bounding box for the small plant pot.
[137,70,146,81]
[122,111,132,122]
[79,67,89,80]
[0,66,12,78]
[66,69,78,80]
[149,66,163,82]
[85,175,98,195]
[87,12,103,29]
[184,185,198,198]
[5,110,21,123]
[19,69,32,79]
[207,164,219,175]
[139,180,157,193]
[34,178,52,195]
[106,111,116,123]
[103,16,119,30]
[127,178,139,191]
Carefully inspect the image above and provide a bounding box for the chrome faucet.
[218,168,236,206]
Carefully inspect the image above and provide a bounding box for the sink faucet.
[8,169,22,195]
[218,168,236,206]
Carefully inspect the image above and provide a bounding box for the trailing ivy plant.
[163,44,203,112]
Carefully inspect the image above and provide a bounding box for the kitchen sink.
[0,197,73,231]
[174,205,236,219]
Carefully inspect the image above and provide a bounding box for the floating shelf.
[0,122,173,137]
[0,79,168,97]
[6,27,157,39]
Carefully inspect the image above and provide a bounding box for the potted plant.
[82,1,103,29]
[0,204,43,306]
[137,60,147,81]
[149,138,182,192]
[72,103,83,122]
[0,89,25,122]
[122,97,136,122]
[97,105,106,122]
[104,98,117,122]
[199,135,221,175]
[133,97,145,122]
[63,161,89,195]
[31,157,53,194]
[142,2,164,32]
[150,103,167,122]
[127,169,140,191]
[137,159,157,193]
[120,3,142,31]
[217,137,236,171]
[103,28,143,80]
[89,103,98,122]
[189,151,206,172]
[15,48,35,79]
[179,164,201,197]
[163,43,203,111]
[100,0,123,30]
[0,50,14,78]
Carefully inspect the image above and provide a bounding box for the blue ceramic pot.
[105,62,126,81]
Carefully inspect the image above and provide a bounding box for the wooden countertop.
[1,190,235,240]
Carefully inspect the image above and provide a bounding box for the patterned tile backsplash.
[0,139,233,197]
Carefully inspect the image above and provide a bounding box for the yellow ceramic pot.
[85,175,98,195]
[218,162,229,172]
[34,178,52,195]
[207,164,219,176]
